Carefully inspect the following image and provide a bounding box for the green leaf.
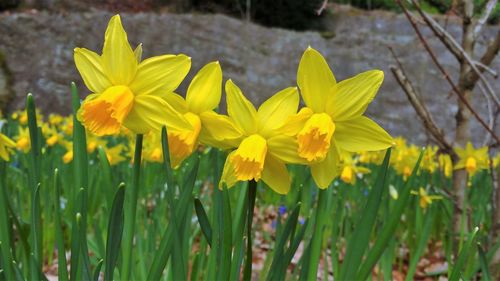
[52,169,69,281]
[357,149,424,280]
[339,148,391,281]
[478,243,491,281]
[93,259,104,281]
[105,183,126,281]
[194,198,213,247]
[449,227,479,281]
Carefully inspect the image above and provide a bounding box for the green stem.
[0,161,15,281]
[306,188,328,281]
[121,134,143,280]
[243,180,257,281]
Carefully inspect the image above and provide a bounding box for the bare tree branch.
[412,0,500,108]
[474,0,498,37]
[316,0,328,16]
[396,0,500,145]
[390,65,453,153]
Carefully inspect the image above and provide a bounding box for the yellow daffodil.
[48,114,64,126]
[61,141,73,164]
[392,143,419,180]
[143,133,163,163]
[105,144,127,166]
[0,132,16,161]
[421,146,438,174]
[14,126,31,153]
[42,125,61,147]
[161,61,223,168]
[493,153,499,168]
[411,187,442,209]
[74,14,192,136]
[453,142,489,176]
[438,153,453,178]
[204,80,304,194]
[339,151,370,184]
[289,47,392,188]
[86,133,107,154]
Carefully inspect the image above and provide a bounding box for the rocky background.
[0,5,498,144]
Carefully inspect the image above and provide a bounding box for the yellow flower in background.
[74,14,192,136]
[421,146,438,174]
[105,144,127,166]
[493,153,500,168]
[338,151,370,184]
[42,125,61,147]
[411,187,442,209]
[454,142,489,176]
[143,133,163,163]
[287,47,392,188]
[14,126,31,153]
[86,133,107,154]
[0,133,16,161]
[204,80,304,194]
[61,141,73,164]
[161,61,223,168]
[438,153,453,178]
[48,114,64,126]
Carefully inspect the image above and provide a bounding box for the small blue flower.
[278,205,287,215]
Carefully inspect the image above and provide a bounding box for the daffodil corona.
[290,47,393,188]
[74,15,192,136]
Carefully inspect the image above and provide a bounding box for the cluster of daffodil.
[1,15,498,193]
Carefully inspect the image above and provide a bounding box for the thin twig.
[474,0,498,37]
[396,0,500,145]
[412,0,500,108]
[316,0,328,16]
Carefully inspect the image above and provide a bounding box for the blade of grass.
[339,148,391,281]
[194,198,213,247]
[478,243,491,281]
[0,161,14,281]
[242,180,257,281]
[405,205,437,281]
[52,169,68,281]
[121,134,143,280]
[105,183,126,281]
[93,259,103,281]
[449,227,479,281]
[357,149,424,280]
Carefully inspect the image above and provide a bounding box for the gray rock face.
[0,9,498,144]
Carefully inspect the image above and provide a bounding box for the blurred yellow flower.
[438,153,453,178]
[74,14,191,136]
[204,80,303,194]
[105,145,127,166]
[14,127,31,153]
[411,187,442,209]
[287,47,392,188]
[453,142,488,176]
[0,133,16,161]
[339,151,370,184]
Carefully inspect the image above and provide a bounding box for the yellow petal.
[130,54,191,96]
[267,135,308,164]
[261,154,291,194]
[101,15,137,85]
[310,143,340,189]
[335,116,392,152]
[123,95,191,134]
[257,87,299,138]
[159,92,188,114]
[168,112,202,169]
[74,48,111,93]
[276,107,314,136]
[199,111,244,143]
[225,80,258,134]
[297,47,336,112]
[327,70,384,121]
[186,61,222,114]
[220,151,239,189]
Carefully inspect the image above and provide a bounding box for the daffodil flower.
[14,126,31,153]
[411,187,442,209]
[338,151,370,184]
[160,61,223,168]
[204,80,304,194]
[288,47,392,188]
[74,14,192,136]
[0,132,15,161]
[453,142,489,176]
[438,153,453,178]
